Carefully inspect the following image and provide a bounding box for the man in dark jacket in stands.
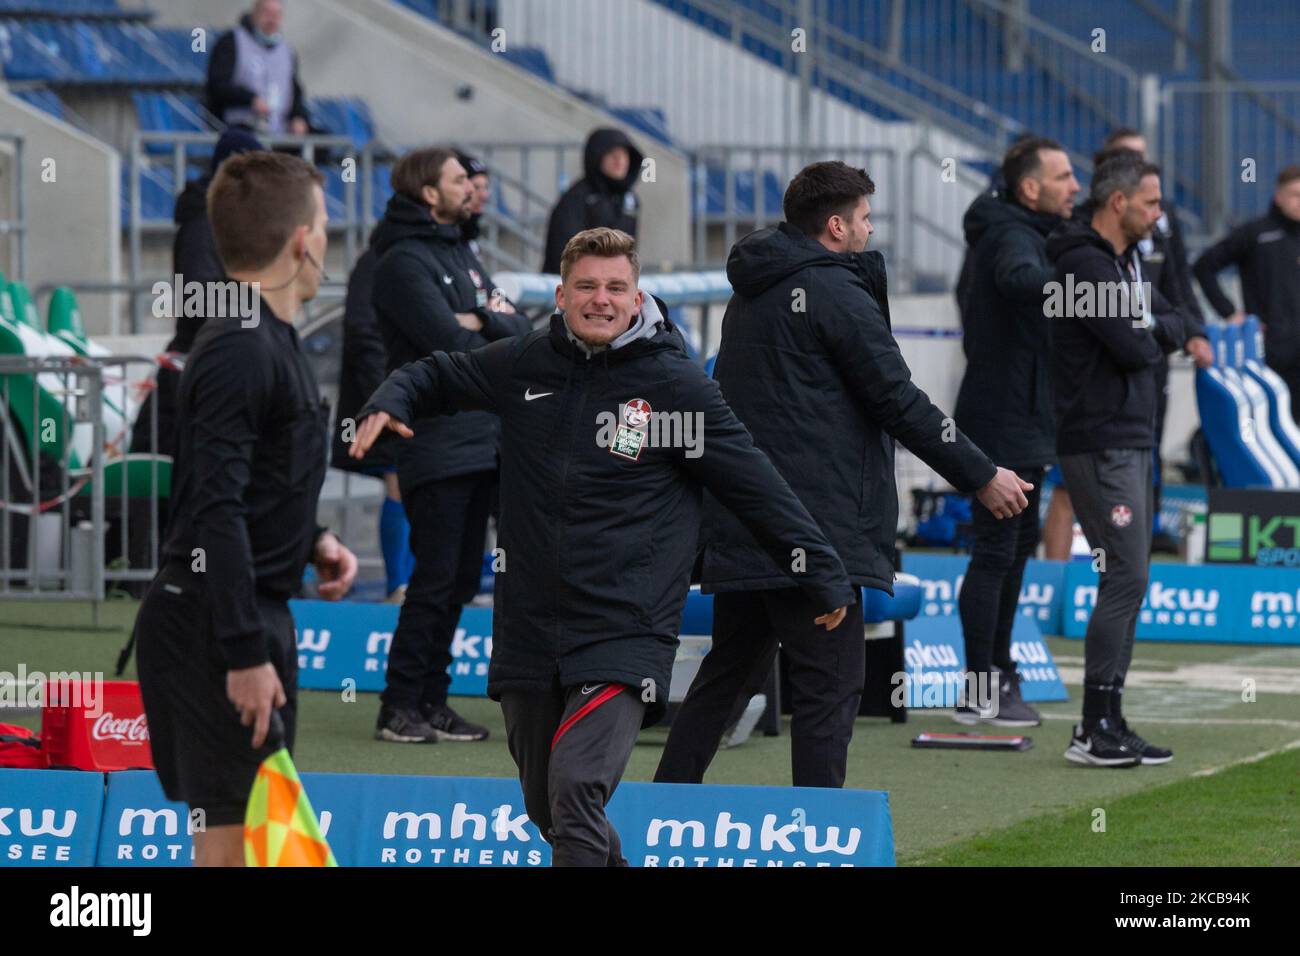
[131,128,263,458]
[1195,163,1300,417]
[206,0,310,136]
[656,161,1034,789]
[542,127,643,274]
[351,227,855,866]
[330,232,412,602]
[1047,152,1186,768]
[952,136,1079,727]
[368,147,530,744]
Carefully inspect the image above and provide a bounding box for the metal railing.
[125,131,372,333]
[0,132,28,281]
[0,354,165,619]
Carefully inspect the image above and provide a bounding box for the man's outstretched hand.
[815,606,848,631]
[976,467,1033,519]
[349,411,414,460]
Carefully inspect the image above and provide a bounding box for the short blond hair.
[559,227,639,282]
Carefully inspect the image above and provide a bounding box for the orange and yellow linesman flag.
[244,748,338,867]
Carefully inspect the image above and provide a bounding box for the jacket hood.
[726,221,865,298]
[1046,215,1120,262]
[963,190,1061,247]
[371,193,463,256]
[583,127,643,193]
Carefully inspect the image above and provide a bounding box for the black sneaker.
[1116,720,1173,765]
[991,671,1041,727]
[424,703,490,742]
[1064,718,1142,767]
[375,706,439,743]
[950,672,1040,727]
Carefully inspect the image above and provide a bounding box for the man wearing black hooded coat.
[542,128,643,274]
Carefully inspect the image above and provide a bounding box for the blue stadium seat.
[498,45,554,84]
[120,162,176,224]
[133,91,212,158]
[308,97,375,149]
[1196,324,1279,488]
[0,19,80,81]
[693,163,784,217]
[11,86,64,119]
[393,0,441,22]
[1240,315,1300,472]
[0,1,127,16]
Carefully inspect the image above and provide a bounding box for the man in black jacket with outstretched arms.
[656,161,1034,790]
[351,227,854,867]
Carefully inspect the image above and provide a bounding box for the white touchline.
[1191,738,1300,778]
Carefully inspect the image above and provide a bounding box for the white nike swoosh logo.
[580,683,603,695]
[524,389,554,401]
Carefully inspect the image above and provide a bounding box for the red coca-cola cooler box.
[41,680,154,771]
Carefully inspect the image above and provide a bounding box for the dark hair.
[1001,136,1065,202]
[390,147,462,202]
[783,161,875,237]
[1092,144,1143,170]
[1101,127,1144,151]
[208,151,323,273]
[1278,164,1300,187]
[1090,152,1161,207]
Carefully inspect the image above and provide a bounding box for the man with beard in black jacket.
[656,161,1034,790]
[1082,134,1214,556]
[351,227,855,866]
[368,148,530,744]
[1047,152,1186,768]
[542,128,643,274]
[1195,164,1300,417]
[952,137,1079,728]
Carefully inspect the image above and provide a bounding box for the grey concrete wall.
[0,89,120,335]
[142,0,692,270]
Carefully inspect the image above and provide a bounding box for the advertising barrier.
[1062,561,1300,644]
[905,555,1067,634]
[79,769,895,867]
[895,615,1068,707]
[0,768,104,866]
[293,601,492,696]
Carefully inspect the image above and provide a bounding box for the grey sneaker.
[720,694,767,749]
[424,703,490,742]
[992,671,1041,727]
[375,706,439,743]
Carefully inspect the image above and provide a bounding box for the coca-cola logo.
[90,712,150,743]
